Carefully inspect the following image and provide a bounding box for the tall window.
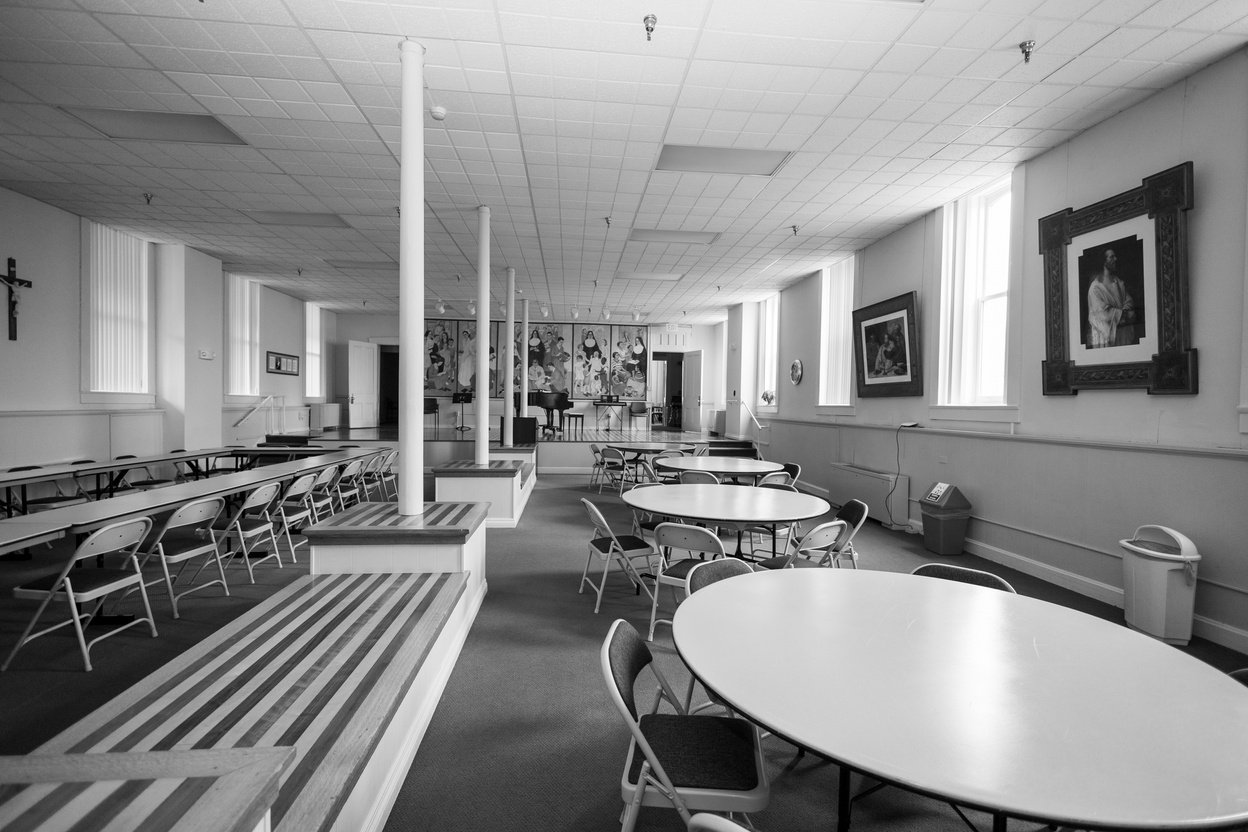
[227,274,259,396]
[756,294,778,407]
[305,303,322,398]
[939,177,1011,405]
[86,222,149,394]
[819,256,855,406]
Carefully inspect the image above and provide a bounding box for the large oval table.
[622,483,829,555]
[673,568,1248,832]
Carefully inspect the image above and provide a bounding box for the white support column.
[503,267,515,446]
[475,206,490,465]
[520,299,530,419]
[397,39,424,516]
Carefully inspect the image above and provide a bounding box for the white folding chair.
[274,473,318,562]
[580,498,657,613]
[3,517,157,672]
[648,522,725,641]
[218,482,284,583]
[144,496,228,618]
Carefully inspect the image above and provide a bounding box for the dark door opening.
[379,345,399,426]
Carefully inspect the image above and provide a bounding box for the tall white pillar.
[475,206,490,465]
[397,39,424,516]
[503,267,515,446]
[520,299,530,419]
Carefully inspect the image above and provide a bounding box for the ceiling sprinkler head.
[1019,40,1036,64]
[643,14,656,41]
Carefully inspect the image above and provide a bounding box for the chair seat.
[16,568,137,598]
[230,518,274,537]
[660,558,704,581]
[592,535,651,557]
[157,529,217,560]
[629,713,760,791]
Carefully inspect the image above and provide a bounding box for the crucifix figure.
[3,258,30,341]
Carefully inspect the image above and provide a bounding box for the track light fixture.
[468,301,476,316]
[571,307,579,320]
[602,309,611,321]
[632,310,642,322]
[436,301,446,315]
[540,305,550,318]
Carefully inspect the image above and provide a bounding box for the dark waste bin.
[919,483,972,556]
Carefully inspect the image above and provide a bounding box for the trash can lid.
[1119,524,1199,561]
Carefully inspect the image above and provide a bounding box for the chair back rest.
[312,464,340,489]
[73,517,153,565]
[588,443,603,463]
[629,401,646,415]
[781,462,802,484]
[424,398,438,414]
[8,465,40,472]
[240,482,282,512]
[601,447,626,466]
[686,557,753,595]
[653,449,683,460]
[635,461,659,484]
[162,497,225,539]
[283,473,318,500]
[911,562,1016,593]
[581,498,618,545]
[759,482,798,492]
[692,445,710,457]
[1228,668,1248,687]
[654,522,725,559]
[756,471,792,486]
[795,520,849,560]
[679,470,719,485]
[689,814,753,832]
[339,460,363,481]
[835,499,869,546]
[601,618,654,720]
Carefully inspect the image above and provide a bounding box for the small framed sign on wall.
[266,351,300,376]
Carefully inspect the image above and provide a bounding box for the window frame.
[225,274,260,399]
[305,302,323,400]
[80,220,154,405]
[817,256,856,414]
[755,293,779,412]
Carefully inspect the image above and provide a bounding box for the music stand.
[452,391,472,432]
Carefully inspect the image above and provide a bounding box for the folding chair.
[307,463,344,520]
[2,517,157,672]
[600,619,769,832]
[218,482,284,583]
[648,522,725,641]
[116,454,173,490]
[600,446,634,495]
[793,499,868,568]
[274,473,318,562]
[5,465,88,514]
[755,520,848,571]
[334,459,366,511]
[144,496,228,618]
[580,498,657,614]
[371,450,399,500]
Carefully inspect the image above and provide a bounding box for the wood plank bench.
[34,570,469,832]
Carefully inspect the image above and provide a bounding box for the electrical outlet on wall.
[197,350,216,360]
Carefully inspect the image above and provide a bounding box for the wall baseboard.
[963,537,1125,607]
[1192,615,1248,657]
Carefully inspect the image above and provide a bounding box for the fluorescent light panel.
[62,107,246,144]
[656,145,792,176]
[616,272,683,282]
[245,211,349,228]
[629,229,721,245]
[324,259,398,270]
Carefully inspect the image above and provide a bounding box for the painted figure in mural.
[628,334,647,381]
[528,328,546,369]
[457,328,476,390]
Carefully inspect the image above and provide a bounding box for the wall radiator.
[827,463,910,526]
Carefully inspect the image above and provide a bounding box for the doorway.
[379,345,399,426]
[652,351,684,429]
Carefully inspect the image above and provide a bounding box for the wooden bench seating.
[33,570,468,832]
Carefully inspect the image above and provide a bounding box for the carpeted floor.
[380,475,1248,832]
[3,476,1244,830]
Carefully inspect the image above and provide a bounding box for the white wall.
[760,48,1248,652]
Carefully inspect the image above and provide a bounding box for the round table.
[621,483,830,555]
[673,568,1248,832]
[606,442,694,455]
[655,456,783,483]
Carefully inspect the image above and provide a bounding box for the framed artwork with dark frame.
[265,351,299,376]
[1037,161,1197,395]
[852,291,922,398]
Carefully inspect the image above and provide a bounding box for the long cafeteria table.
[0,448,232,516]
[0,448,383,542]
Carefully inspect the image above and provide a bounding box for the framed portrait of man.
[1038,162,1197,395]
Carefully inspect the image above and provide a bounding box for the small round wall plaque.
[790,359,804,385]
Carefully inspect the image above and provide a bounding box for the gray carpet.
[382,475,1248,832]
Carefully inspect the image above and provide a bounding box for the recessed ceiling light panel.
[656,145,792,176]
[62,107,246,145]
[245,211,349,228]
[629,229,721,245]
[616,272,683,282]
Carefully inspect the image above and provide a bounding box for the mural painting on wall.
[424,320,456,396]
[516,323,572,395]
[571,326,609,398]
[454,320,481,394]
[608,324,648,399]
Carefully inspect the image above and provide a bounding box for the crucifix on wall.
[3,258,30,341]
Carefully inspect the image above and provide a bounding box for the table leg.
[837,766,852,832]
[992,813,1006,832]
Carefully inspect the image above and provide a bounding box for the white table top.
[607,442,694,454]
[16,449,382,534]
[655,457,783,476]
[673,568,1248,830]
[0,448,231,490]
[0,516,69,554]
[622,483,829,524]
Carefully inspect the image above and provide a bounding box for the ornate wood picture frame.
[1038,162,1197,395]
[852,291,922,398]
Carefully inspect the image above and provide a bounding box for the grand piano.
[535,390,573,433]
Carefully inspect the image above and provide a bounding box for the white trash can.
[1119,525,1200,645]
